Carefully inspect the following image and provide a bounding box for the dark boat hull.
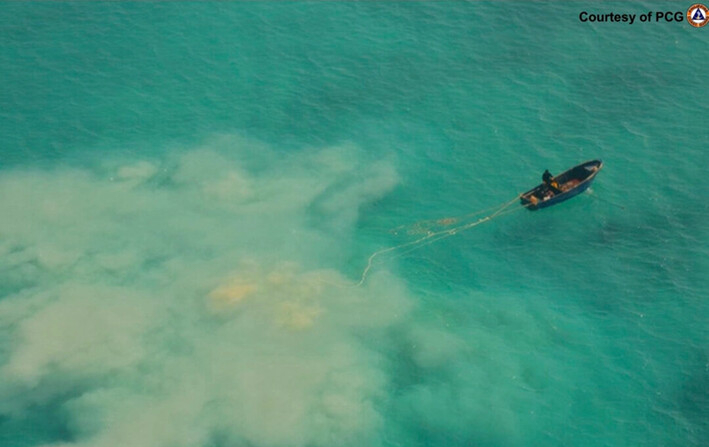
[520,160,603,210]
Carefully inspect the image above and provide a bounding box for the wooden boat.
[520,160,603,210]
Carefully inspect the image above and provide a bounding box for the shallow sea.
[0,2,707,446]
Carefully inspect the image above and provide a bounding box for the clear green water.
[0,2,707,446]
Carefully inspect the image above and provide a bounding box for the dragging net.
[357,195,524,285]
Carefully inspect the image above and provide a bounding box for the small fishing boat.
[520,160,603,210]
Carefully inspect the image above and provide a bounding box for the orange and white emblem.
[687,4,709,27]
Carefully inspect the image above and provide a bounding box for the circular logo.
[687,3,709,27]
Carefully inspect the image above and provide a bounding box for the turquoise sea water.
[1,2,707,446]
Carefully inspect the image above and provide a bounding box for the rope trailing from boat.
[357,195,524,286]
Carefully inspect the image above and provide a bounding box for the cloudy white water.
[0,136,415,446]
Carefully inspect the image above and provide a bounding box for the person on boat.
[542,169,562,194]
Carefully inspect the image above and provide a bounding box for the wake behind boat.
[520,160,603,210]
